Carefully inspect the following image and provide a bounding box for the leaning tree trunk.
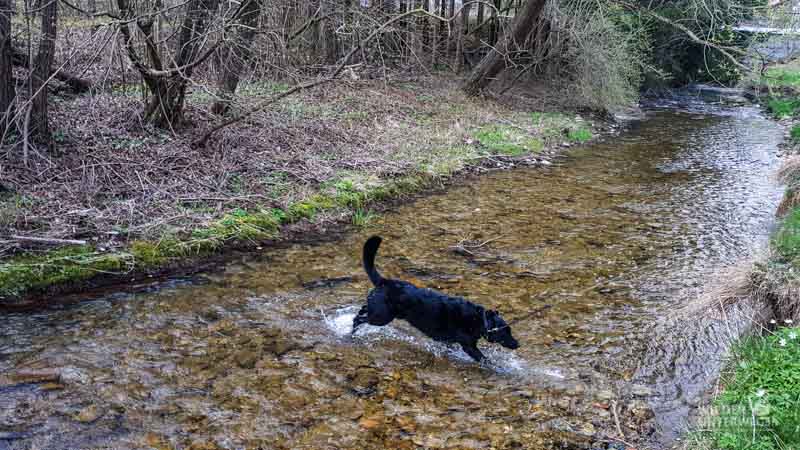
[0,0,15,135]
[30,0,57,147]
[462,0,546,96]
[211,0,261,115]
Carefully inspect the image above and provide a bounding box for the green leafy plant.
[710,326,800,450]
[767,98,800,119]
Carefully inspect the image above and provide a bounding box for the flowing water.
[0,103,785,450]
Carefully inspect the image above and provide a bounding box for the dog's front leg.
[352,305,369,334]
[460,342,486,362]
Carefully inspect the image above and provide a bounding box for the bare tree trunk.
[0,0,15,135]
[211,0,261,115]
[462,0,546,96]
[489,0,499,44]
[446,0,454,58]
[30,0,57,147]
[431,0,438,64]
[454,0,467,72]
[417,0,427,64]
[476,1,484,38]
[318,0,336,64]
[137,0,219,127]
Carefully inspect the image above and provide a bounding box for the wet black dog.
[352,236,519,362]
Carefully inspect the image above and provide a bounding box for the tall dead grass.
[777,155,800,216]
[681,255,773,324]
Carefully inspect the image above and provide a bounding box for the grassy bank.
[685,324,800,450]
[0,77,599,304]
[681,65,800,450]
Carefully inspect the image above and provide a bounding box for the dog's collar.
[482,309,507,336]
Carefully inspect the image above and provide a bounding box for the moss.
[332,180,369,208]
[0,246,131,299]
[286,194,338,221]
[286,201,317,221]
[130,240,168,267]
[526,138,544,152]
[195,208,282,243]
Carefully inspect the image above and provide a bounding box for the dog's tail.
[363,236,384,286]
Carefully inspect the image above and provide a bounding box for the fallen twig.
[611,400,626,442]
[10,235,88,246]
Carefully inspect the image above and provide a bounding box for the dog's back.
[381,279,485,344]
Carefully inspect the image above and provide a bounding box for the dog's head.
[483,309,519,350]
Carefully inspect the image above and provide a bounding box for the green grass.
[567,128,593,143]
[762,68,800,89]
[705,326,800,450]
[767,98,800,119]
[474,125,543,156]
[531,111,593,143]
[791,125,800,143]
[351,208,377,228]
[774,208,800,265]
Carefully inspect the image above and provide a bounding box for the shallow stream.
[0,102,784,449]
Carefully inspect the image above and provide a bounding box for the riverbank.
[0,76,605,306]
[676,67,800,450]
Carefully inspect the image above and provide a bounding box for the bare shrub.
[519,0,646,111]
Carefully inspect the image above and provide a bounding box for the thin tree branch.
[195,3,498,146]
[615,0,751,71]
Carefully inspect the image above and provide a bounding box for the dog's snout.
[507,338,520,350]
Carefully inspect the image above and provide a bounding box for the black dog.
[352,236,519,362]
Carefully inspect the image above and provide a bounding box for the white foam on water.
[325,310,358,337]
